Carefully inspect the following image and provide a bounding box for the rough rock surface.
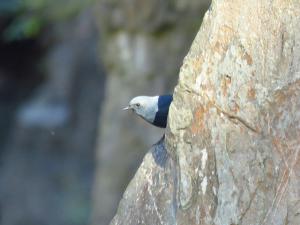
[91,1,210,224]
[110,0,300,224]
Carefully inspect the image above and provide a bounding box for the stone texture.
[110,0,300,224]
[110,137,177,225]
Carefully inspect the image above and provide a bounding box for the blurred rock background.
[0,0,210,225]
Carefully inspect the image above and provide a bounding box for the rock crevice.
[110,1,300,224]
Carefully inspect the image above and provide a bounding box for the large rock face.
[110,0,300,224]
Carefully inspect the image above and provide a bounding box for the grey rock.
[110,137,178,225]
[110,0,300,224]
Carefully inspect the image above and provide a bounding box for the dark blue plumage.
[153,95,173,128]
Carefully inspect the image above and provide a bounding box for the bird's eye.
[136,103,140,107]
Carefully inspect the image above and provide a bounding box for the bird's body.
[153,95,173,127]
[123,95,173,128]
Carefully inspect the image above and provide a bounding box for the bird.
[123,95,173,128]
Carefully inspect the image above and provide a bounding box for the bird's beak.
[122,106,130,111]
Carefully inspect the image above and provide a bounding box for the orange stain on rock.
[190,101,215,135]
[230,101,240,113]
[247,88,256,100]
[274,91,286,105]
[221,75,231,96]
[272,137,281,149]
[191,57,203,73]
[213,41,223,54]
[213,40,229,56]
[218,25,235,47]
[242,52,253,65]
[191,106,206,134]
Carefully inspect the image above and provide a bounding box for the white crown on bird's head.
[123,96,159,124]
[123,95,173,128]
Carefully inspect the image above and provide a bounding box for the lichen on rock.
[110,0,300,224]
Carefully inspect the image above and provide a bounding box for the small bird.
[123,95,173,128]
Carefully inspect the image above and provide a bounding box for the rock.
[110,137,178,225]
[110,0,300,224]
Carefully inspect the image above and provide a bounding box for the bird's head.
[123,96,158,123]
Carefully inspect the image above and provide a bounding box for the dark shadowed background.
[0,0,210,225]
